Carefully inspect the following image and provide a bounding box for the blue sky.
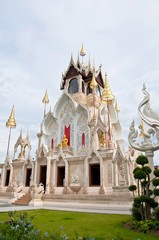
[0,0,159,164]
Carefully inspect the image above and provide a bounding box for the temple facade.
[0,49,137,205]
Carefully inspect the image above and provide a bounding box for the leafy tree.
[129,155,159,221]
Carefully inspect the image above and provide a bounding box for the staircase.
[12,193,31,206]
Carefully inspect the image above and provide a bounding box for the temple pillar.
[9,164,13,185]
[45,157,51,194]
[78,76,82,93]
[145,150,154,180]
[34,159,38,184]
[1,165,5,187]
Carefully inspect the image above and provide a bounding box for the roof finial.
[80,44,86,66]
[90,71,98,89]
[80,43,86,57]
[42,90,49,104]
[42,90,49,118]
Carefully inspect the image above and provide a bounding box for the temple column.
[1,165,6,187]
[145,150,154,180]
[34,159,38,184]
[64,160,68,187]
[22,164,25,185]
[78,76,82,93]
[45,157,51,194]
[112,161,115,186]
[9,164,13,185]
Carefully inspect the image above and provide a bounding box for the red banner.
[65,126,70,145]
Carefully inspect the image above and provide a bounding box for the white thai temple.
[0,47,137,206]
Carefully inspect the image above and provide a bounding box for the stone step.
[12,193,31,206]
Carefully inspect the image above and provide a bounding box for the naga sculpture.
[128,84,159,152]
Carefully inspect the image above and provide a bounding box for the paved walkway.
[0,202,131,215]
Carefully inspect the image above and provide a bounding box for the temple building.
[0,47,136,206]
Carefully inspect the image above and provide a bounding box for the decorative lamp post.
[6,105,16,160]
[42,90,49,118]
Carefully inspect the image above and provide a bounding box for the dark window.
[68,78,79,94]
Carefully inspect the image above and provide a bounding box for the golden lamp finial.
[42,90,49,104]
[80,44,86,57]
[90,72,98,89]
[5,105,16,159]
[6,105,16,128]
[115,100,120,112]
[101,73,114,103]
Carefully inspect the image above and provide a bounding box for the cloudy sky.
[0,0,159,164]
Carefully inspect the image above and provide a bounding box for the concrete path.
[0,202,131,215]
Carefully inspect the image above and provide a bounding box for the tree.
[129,155,159,221]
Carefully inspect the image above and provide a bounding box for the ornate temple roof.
[60,52,104,90]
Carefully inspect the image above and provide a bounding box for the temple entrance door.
[39,165,47,190]
[57,166,65,187]
[5,169,10,186]
[89,164,100,186]
[25,168,32,186]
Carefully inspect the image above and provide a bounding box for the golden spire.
[42,90,49,104]
[6,105,16,128]
[80,44,86,56]
[115,100,120,112]
[90,72,98,89]
[101,74,114,103]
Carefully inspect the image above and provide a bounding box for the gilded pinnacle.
[6,105,16,128]
[42,90,49,104]
[90,72,98,89]
[101,74,114,103]
[80,44,86,57]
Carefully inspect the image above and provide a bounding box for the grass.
[0,209,159,239]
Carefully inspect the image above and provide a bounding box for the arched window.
[51,138,54,150]
[82,133,85,147]
[87,84,92,95]
[68,78,79,94]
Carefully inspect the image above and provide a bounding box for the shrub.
[154,169,159,177]
[131,207,142,221]
[153,188,159,197]
[129,155,159,221]
[152,179,159,186]
[136,155,148,166]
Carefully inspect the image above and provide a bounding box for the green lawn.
[0,210,159,240]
